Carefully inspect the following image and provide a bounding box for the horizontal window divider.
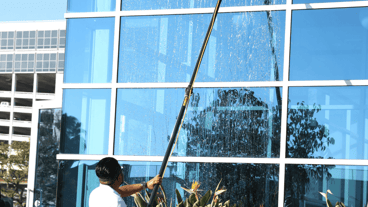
[61,80,368,89]
[64,1,368,19]
[56,154,368,166]
[291,1,368,10]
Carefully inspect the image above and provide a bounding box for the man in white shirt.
[89,157,162,207]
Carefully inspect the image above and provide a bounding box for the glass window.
[287,86,368,160]
[16,31,22,38]
[34,109,61,207]
[52,30,58,37]
[115,87,282,157]
[118,12,285,83]
[23,31,29,38]
[61,89,111,154]
[45,31,51,38]
[8,32,14,38]
[121,0,285,10]
[57,160,278,207]
[65,18,115,83]
[290,7,368,80]
[285,164,368,207]
[67,0,116,12]
[2,32,7,38]
[38,31,44,37]
[30,31,35,38]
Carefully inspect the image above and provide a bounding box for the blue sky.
[0,0,67,22]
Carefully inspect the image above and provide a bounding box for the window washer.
[89,157,162,207]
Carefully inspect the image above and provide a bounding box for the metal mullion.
[108,7,122,156]
[278,1,292,205]
[288,80,368,87]
[291,1,368,10]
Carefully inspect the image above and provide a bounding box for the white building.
[0,20,65,145]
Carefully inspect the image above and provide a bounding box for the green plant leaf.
[199,190,212,206]
[176,189,183,204]
[133,193,148,207]
[160,185,167,204]
[192,200,200,207]
[188,193,197,205]
[224,200,230,207]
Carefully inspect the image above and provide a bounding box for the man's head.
[95,157,123,186]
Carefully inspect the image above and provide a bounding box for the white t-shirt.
[89,184,127,207]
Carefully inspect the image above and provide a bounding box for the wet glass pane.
[57,160,278,207]
[61,89,111,154]
[67,0,116,12]
[115,87,281,157]
[121,0,285,10]
[285,164,368,207]
[287,86,368,159]
[65,18,114,83]
[34,109,61,207]
[118,12,285,83]
[290,8,368,81]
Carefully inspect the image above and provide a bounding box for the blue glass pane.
[34,109,61,206]
[64,18,114,83]
[293,0,364,4]
[285,165,368,207]
[114,87,281,157]
[118,12,285,83]
[61,89,111,154]
[67,0,116,12]
[290,8,368,81]
[57,160,278,207]
[287,87,368,159]
[121,0,285,10]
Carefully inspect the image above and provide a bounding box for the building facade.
[0,21,65,145]
[56,0,368,207]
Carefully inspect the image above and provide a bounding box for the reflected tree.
[34,109,62,206]
[181,89,335,206]
[285,102,335,206]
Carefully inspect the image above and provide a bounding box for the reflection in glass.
[64,18,114,83]
[290,8,368,80]
[67,0,116,12]
[285,164,368,207]
[114,87,281,157]
[34,109,61,207]
[57,160,278,207]
[61,89,111,154]
[118,12,285,83]
[121,0,285,10]
[287,86,368,159]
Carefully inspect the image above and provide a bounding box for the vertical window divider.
[278,2,292,207]
[108,5,122,156]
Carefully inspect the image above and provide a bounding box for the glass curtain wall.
[59,0,368,207]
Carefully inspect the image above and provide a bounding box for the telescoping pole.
[147,0,222,206]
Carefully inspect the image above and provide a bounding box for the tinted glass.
[285,164,368,207]
[65,18,114,83]
[290,8,368,80]
[287,86,368,159]
[121,0,285,10]
[118,12,285,83]
[115,87,281,157]
[57,160,278,207]
[68,0,116,12]
[61,89,111,154]
[34,109,61,206]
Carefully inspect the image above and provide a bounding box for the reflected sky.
[290,7,368,80]
[288,86,368,159]
[121,0,285,10]
[118,11,285,83]
[114,87,281,157]
[67,0,116,12]
[65,18,114,83]
[62,89,111,154]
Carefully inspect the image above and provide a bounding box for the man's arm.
[117,175,162,197]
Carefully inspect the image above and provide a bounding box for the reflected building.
[0,21,65,207]
[26,1,368,207]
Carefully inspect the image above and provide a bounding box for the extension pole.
[147,0,222,206]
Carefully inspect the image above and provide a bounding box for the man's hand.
[147,175,162,190]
